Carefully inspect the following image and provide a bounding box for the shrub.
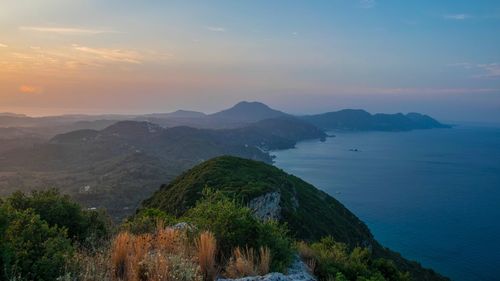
[307,237,411,281]
[124,208,177,234]
[5,189,112,246]
[183,189,293,273]
[255,220,294,272]
[0,206,74,281]
[184,189,258,256]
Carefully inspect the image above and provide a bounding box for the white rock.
[248,192,282,221]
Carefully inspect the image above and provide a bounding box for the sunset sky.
[1,0,499,122]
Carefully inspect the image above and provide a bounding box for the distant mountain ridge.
[302,109,450,131]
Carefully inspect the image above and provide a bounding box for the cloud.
[450,62,500,78]
[359,0,376,9]
[19,85,42,94]
[443,14,471,20]
[72,44,142,64]
[205,26,226,32]
[19,26,119,35]
[476,63,500,78]
[0,43,7,48]
[370,87,499,95]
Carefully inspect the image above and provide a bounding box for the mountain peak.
[210,101,288,122]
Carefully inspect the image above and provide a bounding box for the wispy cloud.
[19,85,42,94]
[443,14,472,20]
[19,26,119,35]
[476,63,500,78]
[451,62,500,78]
[0,43,7,48]
[371,87,499,95]
[359,0,376,9]
[72,44,142,64]
[205,26,226,32]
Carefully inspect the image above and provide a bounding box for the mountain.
[209,101,289,123]
[302,109,450,131]
[143,110,207,119]
[141,156,448,281]
[0,112,27,117]
[0,118,326,219]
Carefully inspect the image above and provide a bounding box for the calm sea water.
[272,126,500,281]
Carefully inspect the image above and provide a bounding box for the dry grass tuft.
[107,228,200,281]
[225,246,272,278]
[111,232,133,280]
[258,246,271,275]
[226,246,273,278]
[297,241,316,273]
[157,228,181,254]
[196,231,218,281]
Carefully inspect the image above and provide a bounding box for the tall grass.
[297,241,316,273]
[225,246,271,278]
[106,225,201,281]
[111,232,133,280]
[196,231,218,281]
[79,226,277,281]
[258,247,271,275]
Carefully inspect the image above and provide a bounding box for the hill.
[209,101,289,123]
[142,156,449,281]
[0,118,325,219]
[302,109,450,131]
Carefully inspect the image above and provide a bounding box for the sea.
[272,125,500,281]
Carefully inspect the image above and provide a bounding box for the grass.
[105,225,201,281]
[196,231,218,281]
[225,246,271,278]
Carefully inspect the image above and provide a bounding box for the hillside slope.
[142,156,448,281]
[302,109,450,131]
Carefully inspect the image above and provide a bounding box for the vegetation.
[0,190,110,280]
[183,189,294,273]
[0,157,448,281]
[142,156,449,281]
[298,237,411,281]
[301,109,450,131]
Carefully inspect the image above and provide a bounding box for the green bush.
[183,189,294,272]
[256,220,294,272]
[124,208,177,234]
[6,189,112,246]
[309,237,411,281]
[0,206,74,281]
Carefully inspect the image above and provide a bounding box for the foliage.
[306,237,411,281]
[123,208,177,234]
[5,189,112,246]
[0,205,74,281]
[183,189,294,272]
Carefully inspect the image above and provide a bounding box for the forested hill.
[301,109,450,131]
[141,156,449,281]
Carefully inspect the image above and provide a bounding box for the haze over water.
[273,126,500,281]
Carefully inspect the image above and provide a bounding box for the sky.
[0,0,499,122]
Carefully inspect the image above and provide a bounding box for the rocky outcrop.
[248,192,282,221]
[218,257,316,281]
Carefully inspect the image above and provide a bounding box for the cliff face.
[142,156,448,281]
[248,192,282,221]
